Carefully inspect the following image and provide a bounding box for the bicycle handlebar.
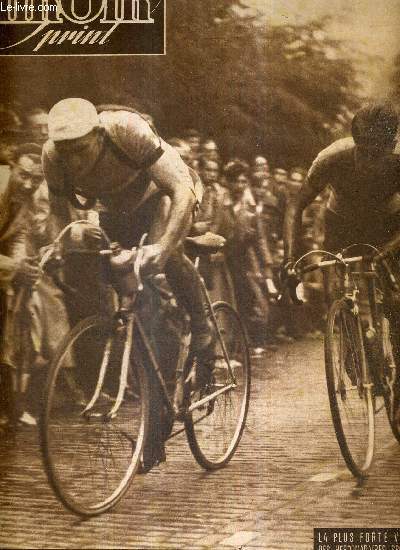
[278,253,373,306]
[299,255,364,275]
[41,224,149,299]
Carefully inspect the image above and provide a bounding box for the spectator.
[272,166,288,195]
[200,139,220,162]
[224,158,256,211]
[0,144,46,426]
[167,137,193,167]
[0,143,71,427]
[24,107,49,145]
[194,157,235,304]
[280,166,323,340]
[182,128,202,160]
[269,167,288,230]
[287,167,305,195]
[224,161,273,353]
[252,156,270,182]
[0,107,24,175]
[302,188,327,338]
[250,167,280,298]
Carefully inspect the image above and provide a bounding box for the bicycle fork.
[82,315,134,421]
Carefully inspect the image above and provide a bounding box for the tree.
[260,18,361,166]
[0,3,362,167]
[390,54,400,106]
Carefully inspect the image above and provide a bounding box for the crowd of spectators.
[0,102,327,430]
[167,129,327,352]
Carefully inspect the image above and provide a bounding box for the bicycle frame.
[45,221,238,435]
[41,220,236,435]
[80,271,238,436]
[298,249,395,396]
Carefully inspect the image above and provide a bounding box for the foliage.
[0,1,362,167]
[261,18,361,165]
[390,54,400,106]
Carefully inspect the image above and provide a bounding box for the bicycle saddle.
[185,232,226,256]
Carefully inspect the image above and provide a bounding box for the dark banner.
[315,528,400,550]
[0,0,165,55]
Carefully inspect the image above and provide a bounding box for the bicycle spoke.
[325,300,374,477]
[185,302,250,469]
[41,316,148,516]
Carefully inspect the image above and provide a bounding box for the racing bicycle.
[40,221,251,516]
[284,244,400,478]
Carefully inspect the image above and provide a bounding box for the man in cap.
[42,100,214,461]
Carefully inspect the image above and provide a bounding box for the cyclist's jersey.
[42,111,202,214]
[308,137,400,222]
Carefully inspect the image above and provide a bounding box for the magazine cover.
[0,1,400,548]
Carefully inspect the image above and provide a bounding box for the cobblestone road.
[1,337,399,549]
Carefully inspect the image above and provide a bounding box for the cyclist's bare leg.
[147,195,214,354]
[138,195,215,469]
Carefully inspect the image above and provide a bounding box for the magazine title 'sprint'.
[0,0,165,55]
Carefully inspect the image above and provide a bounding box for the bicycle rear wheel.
[185,302,251,470]
[325,299,375,477]
[40,315,149,517]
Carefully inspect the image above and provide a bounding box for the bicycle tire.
[185,301,251,470]
[325,299,375,478]
[40,315,149,517]
[380,316,400,443]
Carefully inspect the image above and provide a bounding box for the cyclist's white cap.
[48,98,99,141]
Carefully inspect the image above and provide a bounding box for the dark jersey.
[307,137,400,222]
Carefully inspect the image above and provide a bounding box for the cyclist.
[283,102,400,267]
[42,98,215,469]
[282,101,400,417]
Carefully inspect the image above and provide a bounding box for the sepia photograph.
[0,1,400,548]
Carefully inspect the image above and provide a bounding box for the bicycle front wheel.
[381,316,400,443]
[185,302,251,470]
[325,299,375,478]
[40,315,149,517]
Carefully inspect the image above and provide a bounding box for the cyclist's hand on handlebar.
[109,244,168,277]
[13,257,41,286]
[140,244,168,277]
[279,258,304,305]
[109,247,136,274]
